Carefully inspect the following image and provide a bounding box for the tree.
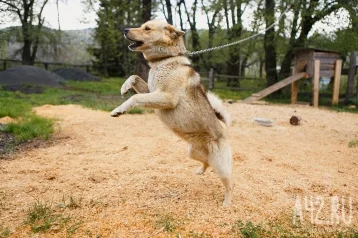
[278,0,353,80]
[264,0,277,87]
[183,0,201,67]
[223,0,248,86]
[135,0,152,81]
[201,0,221,69]
[0,0,49,65]
[91,0,142,77]
[161,0,173,24]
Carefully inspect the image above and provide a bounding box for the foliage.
[89,0,141,77]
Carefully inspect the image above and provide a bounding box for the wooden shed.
[243,48,343,106]
[292,48,343,107]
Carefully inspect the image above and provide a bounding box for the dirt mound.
[0,66,64,88]
[0,116,17,124]
[53,68,101,81]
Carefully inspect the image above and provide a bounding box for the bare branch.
[0,0,23,21]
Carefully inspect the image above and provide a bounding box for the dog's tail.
[207,92,231,127]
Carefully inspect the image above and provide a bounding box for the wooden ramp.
[243,72,308,104]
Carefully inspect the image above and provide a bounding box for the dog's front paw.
[110,107,126,117]
[121,76,136,95]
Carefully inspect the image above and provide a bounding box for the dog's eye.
[145,26,151,31]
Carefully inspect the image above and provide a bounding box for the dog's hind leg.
[188,144,209,175]
[208,139,232,207]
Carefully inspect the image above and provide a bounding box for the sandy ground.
[0,103,357,237]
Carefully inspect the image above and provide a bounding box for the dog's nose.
[124,28,130,36]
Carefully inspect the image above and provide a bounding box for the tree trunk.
[183,0,201,67]
[224,0,242,87]
[240,56,248,77]
[177,0,185,32]
[264,0,277,87]
[22,39,32,65]
[346,51,357,102]
[135,0,151,81]
[259,58,264,78]
[164,0,173,24]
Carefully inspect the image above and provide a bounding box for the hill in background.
[0,27,96,65]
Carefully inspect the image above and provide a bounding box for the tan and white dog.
[111,20,233,206]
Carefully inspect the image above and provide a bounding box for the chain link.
[187,7,291,57]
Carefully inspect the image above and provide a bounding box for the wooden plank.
[319,70,335,78]
[315,57,341,64]
[313,60,320,108]
[291,81,298,104]
[332,59,342,105]
[319,64,335,70]
[132,76,150,94]
[242,72,308,103]
[314,52,341,58]
[291,66,298,104]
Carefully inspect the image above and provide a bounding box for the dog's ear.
[165,25,185,39]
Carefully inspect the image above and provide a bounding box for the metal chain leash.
[187,7,291,57]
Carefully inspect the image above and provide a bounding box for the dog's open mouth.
[128,39,143,50]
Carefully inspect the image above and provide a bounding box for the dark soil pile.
[53,68,101,81]
[0,66,64,88]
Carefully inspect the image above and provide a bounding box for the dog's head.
[124,20,186,61]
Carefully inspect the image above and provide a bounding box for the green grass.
[154,213,177,233]
[348,139,358,148]
[24,200,82,235]
[64,77,124,94]
[3,115,54,143]
[0,225,10,238]
[228,219,358,238]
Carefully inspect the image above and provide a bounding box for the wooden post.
[3,60,6,70]
[44,63,48,70]
[291,67,298,104]
[332,59,342,105]
[291,81,298,104]
[208,68,214,91]
[313,60,320,107]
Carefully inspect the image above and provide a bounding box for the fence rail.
[202,68,264,91]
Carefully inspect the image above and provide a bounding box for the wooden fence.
[202,68,264,91]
